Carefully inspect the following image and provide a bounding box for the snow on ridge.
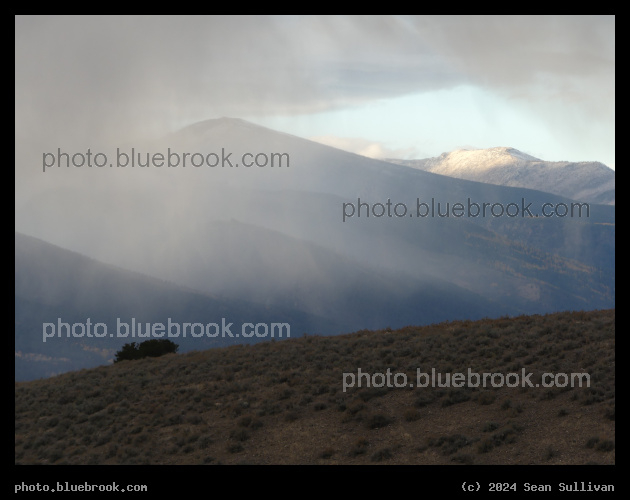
[388,146,614,205]
[433,147,532,175]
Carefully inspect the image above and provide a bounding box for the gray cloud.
[16,14,614,196]
[16,15,613,140]
[406,16,614,117]
[14,15,461,145]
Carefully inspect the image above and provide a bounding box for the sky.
[16,15,615,170]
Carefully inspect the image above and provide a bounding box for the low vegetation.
[114,339,179,363]
[15,309,614,464]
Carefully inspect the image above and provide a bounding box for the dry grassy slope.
[15,309,615,465]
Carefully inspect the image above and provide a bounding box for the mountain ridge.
[15,118,615,380]
[14,231,345,381]
[385,147,614,205]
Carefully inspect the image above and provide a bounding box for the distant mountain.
[15,118,615,380]
[15,232,342,381]
[386,147,615,205]
[16,227,515,381]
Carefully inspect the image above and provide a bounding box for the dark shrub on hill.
[114,340,179,363]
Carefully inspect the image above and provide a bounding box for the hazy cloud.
[18,15,612,144]
[309,135,427,160]
[15,14,615,195]
[15,351,70,363]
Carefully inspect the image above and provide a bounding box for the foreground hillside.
[15,309,614,465]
